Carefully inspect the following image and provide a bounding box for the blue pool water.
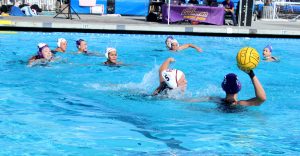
[0,31,300,155]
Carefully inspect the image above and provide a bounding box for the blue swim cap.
[221,73,242,94]
[264,45,272,52]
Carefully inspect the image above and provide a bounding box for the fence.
[269,1,300,21]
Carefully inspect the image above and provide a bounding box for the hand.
[247,70,255,78]
[237,64,250,73]
[168,57,175,63]
[196,47,203,52]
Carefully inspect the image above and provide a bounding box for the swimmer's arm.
[28,56,38,66]
[28,59,35,66]
[177,44,203,52]
[28,59,48,67]
[159,58,175,82]
[238,72,266,106]
[152,83,164,96]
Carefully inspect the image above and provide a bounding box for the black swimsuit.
[157,82,172,95]
[218,99,245,113]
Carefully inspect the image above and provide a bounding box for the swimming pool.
[0,31,299,155]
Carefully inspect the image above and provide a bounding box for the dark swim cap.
[165,36,173,42]
[76,39,84,46]
[221,73,241,94]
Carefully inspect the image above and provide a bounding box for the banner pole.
[167,0,171,25]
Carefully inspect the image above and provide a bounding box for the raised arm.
[153,58,175,95]
[238,70,266,106]
[177,44,202,52]
[159,57,175,82]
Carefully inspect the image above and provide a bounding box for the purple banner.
[162,4,225,25]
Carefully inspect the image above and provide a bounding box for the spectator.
[20,4,38,16]
[205,0,217,6]
[264,0,272,6]
[222,0,237,26]
[0,5,10,16]
[188,0,199,4]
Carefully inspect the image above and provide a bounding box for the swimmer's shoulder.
[271,56,280,62]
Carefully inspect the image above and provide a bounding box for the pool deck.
[1,14,300,37]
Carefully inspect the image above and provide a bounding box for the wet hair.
[76,39,84,47]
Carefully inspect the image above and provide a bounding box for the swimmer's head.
[76,39,87,52]
[165,36,174,48]
[76,39,84,47]
[161,69,187,89]
[57,38,67,49]
[105,47,116,58]
[222,73,241,94]
[264,45,272,52]
[170,39,179,50]
[37,43,48,57]
[263,45,272,58]
[37,43,52,60]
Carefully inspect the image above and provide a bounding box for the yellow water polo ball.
[236,47,260,71]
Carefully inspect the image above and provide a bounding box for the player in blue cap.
[263,45,278,62]
[221,70,266,106]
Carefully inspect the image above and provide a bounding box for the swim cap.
[221,73,242,94]
[57,38,67,47]
[76,39,84,46]
[105,47,116,59]
[264,45,272,52]
[161,69,184,89]
[171,39,178,45]
[37,43,48,58]
[166,36,173,41]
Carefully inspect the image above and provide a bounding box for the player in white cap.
[52,38,67,53]
[104,47,122,65]
[153,57,187,95]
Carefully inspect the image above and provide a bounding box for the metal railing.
[273,1,300,20]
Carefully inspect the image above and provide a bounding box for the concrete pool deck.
[0,14,300,37]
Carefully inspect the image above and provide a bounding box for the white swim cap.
[171,39,179,46]
[105,47,116,59]
[57,38,67,47]
[38,43,47,49]
[161,69,183,89]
